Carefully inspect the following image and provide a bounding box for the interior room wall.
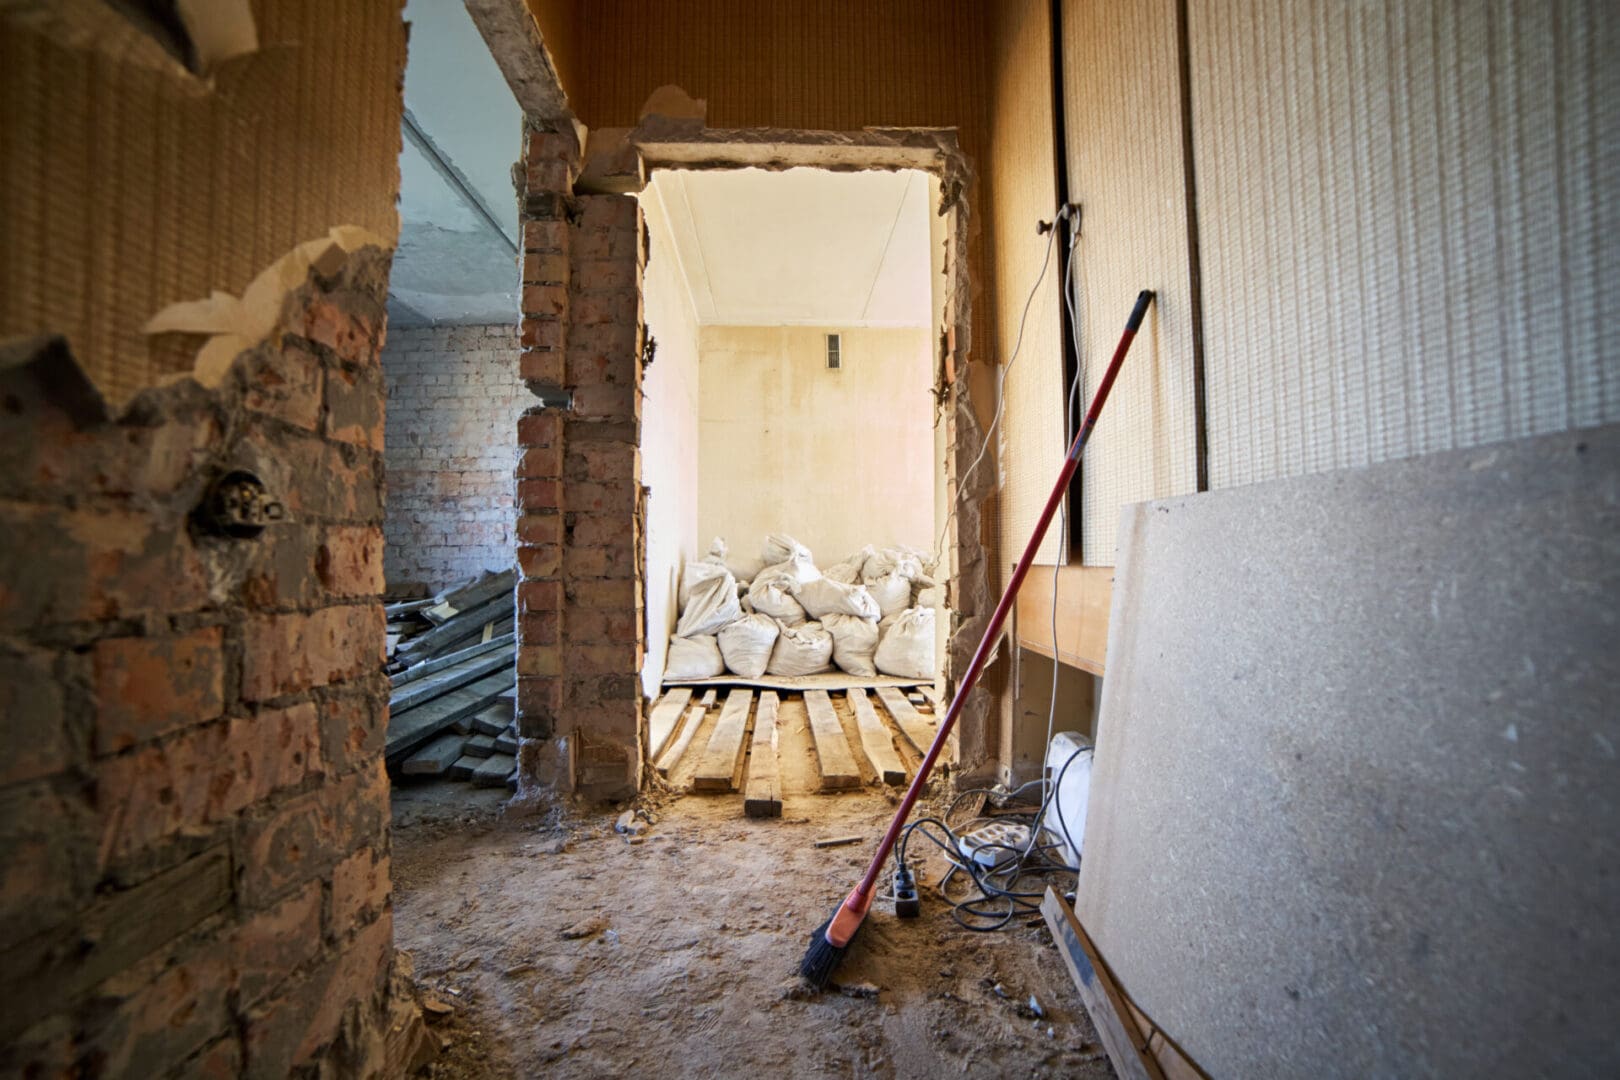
[382,324,527,591]
[638,187,702,694]
[696,325,935,570]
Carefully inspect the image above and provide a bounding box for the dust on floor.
[391,780,1115,1079]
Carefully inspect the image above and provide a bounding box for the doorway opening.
[637,163,956,798]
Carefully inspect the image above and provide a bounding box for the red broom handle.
[853,289,1154,900]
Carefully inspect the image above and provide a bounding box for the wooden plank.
[390,633,515,688]
[654,704,706,777]
[389,650,513,713]
[462,733,496,758]
[494,729,518,755]
[401,733,466,776]
[692,689,754,792]
[395,594,513,663]
[471,703,513,736]
[1016,564,1113,676]
[646,688,695,761]
[875,686,937,758]
[743,691,781,817]
[448,754,480,781]
[803,690,861,791]
[848,689,907,786]
[427,568,517,623]
[385,670,511,763]
[698,689,717,708]
[472,752,516,788]
[1041,888,1163,1080]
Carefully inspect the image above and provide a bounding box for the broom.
[799,289,1156,987]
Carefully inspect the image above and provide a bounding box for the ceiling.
[645,168,934,328]
[389,0,522,328]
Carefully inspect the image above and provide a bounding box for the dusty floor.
[390,698,1113,1079]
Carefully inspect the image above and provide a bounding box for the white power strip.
[957,821,1031,871]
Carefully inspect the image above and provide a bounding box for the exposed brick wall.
[381,324,525,590]
[0,252,427,1077]
[513,125,647,802]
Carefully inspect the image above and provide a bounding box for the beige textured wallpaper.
[1191,0,1620,489]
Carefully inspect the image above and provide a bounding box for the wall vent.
[826,333,842,370]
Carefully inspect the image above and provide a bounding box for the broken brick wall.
[0,2,426,1076]
[513,126,646,801]
[381,323,526,591]
[0,253,426,1077]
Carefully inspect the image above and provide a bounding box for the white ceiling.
[645,167,934,328]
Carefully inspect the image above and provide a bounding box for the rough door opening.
[638,163,957,797]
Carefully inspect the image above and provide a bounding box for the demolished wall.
[382,324,527,591]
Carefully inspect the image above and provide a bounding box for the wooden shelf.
[1014,564,1113,676]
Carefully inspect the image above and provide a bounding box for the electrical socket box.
[957,821,1031,871]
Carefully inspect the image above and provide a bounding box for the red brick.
[93,628,224,754]
[325,365,385,451]
[566,347,638,389]
[331,846,389,931]
[521,283,568,318]
[230,702,323,801]
[516,445,562,479]
[517,410,563,448]
[517,543,561,580]
[516,478,561,511]
[237,762,388,907]
[566,320,640,358]
[571,383,639,421]
[567,607,639,645]
[516,511,563,546]
[523,219,568,253]
[232,880,323,1006]
[520,317,565,350]
[568,478,638,513]
[566,644,635,675]
[577,195,639,230]
[302,298,376,365]
[524,128,578,167]
[516,676,561,725]
[569,578,640,610]
[563,544,633,578]
[520,611,559,645]
[569,288,641,326]
[561,702,639,743]
[571,226,640,261]
[522,251,570,285]
[316,526,384,597]
[571,258,637,291]
[525,159,573,193]
[243,345,322,430]
[519,348,566,386]
[518,579,562,613]
[318,687,387,774]
[517,644,561,677]
[241,606,384,702]
[567,440,638,483]
[0,646,69,785]
[85,948,232,1078]
[569,512,638,548]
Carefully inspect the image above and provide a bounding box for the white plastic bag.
[676,571,740,637]
[718,613,780,678]
[865,570,911,618]
[747,572,807,626]
[767,620,834,676]
[762,532,812,567]
[760,549,820,586]
[874,606,936,679]
[821,613,880,677]
[794,576,881,620]
[679,547,732,609]
[824,545,874,584]
[665,634,724,679]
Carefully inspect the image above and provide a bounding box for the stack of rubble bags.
[664,533,939,680]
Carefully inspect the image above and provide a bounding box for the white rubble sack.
[762,532,813,567]
[821,613,880,677]
[863,546,928,584]
[874,606,936,679]
[824,545,874,584]
[676,571,741,637]
[767,620,834,676]
[718,613,780,678]
[794,576,881,621]
[865,570,912,618]
[747,572,807,626]
[664,634,725,679]
[679,544,733,608]
[761,548,820,586]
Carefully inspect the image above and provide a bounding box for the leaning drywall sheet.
[1078,423,1620,1079]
